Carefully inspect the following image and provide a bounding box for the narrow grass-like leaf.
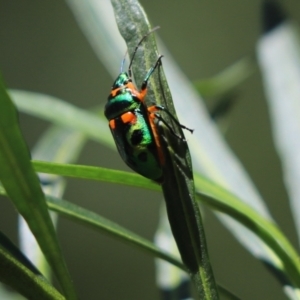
[193,57,256,98]
[63,2,289,293]
[46,196,185,271]
[194,174,300,289]
[32,126,86,164]
[9,89,113,149]
[0,231,42,277]
[0,236,64,300]
[257,21,300,246]
[11,1,298,296]
[0,81,77,299]
[110,0,218,298]
[158,123,218,299]
[32,160,159,190]
[0,183,242,299]
[65,1,277,274]
[30,161,300,289]
[52,189,240,300]
[0,183,183,271]
[65,0,126,77]
[19,126,87,279]
[49,194,239,300]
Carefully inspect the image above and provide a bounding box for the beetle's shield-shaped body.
[109,104,162,183]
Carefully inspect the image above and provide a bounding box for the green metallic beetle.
[104,28,192,183]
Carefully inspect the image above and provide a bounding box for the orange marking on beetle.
[126,82,137,92]
[110,82,146,103]
[121,111,137,124]
[147,105,159,114]
[139,89,147,102]
[148,108,164,165]
[109,119,116,129]
[110,87,122,97]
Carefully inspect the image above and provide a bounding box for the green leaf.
[0,231,41,276]
[110,1,218,297]
[0,182,183,271]
[0,248,64,300]
[30,161,300,289]
[1,179,240,299]
[257,23,300,246]
[9,89,113,149]
[32,126,86,164]
[18,126,87,279]
[158,123,219,299]
[32,160,159,191]
[194,173,300,289]
[46,195,185,271]
[0,80,77,299]
[8,2,298,296]
[193,57,256,98]
[64,4,280,287]
[0,232,64,300]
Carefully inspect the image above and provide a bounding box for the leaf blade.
[31,160,300,288]
[0,80,77,299]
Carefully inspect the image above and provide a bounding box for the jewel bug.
[104,28,192,183]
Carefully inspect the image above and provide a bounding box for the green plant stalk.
[30,161,300,288]
[0,183,184,271]
[47,196,186,271]
[194,174,300,289]
[48,193,237,300]
[0,244,65,300]
[32,160,155,190]
[193,56,257,98]
[0,79,77,299]
[0,183,241,299]
[110,0,218,298]
[9,89,112,148]
[158,123,218,299]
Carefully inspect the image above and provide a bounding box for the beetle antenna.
[128,26,160,77]
[120,49,128,73]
